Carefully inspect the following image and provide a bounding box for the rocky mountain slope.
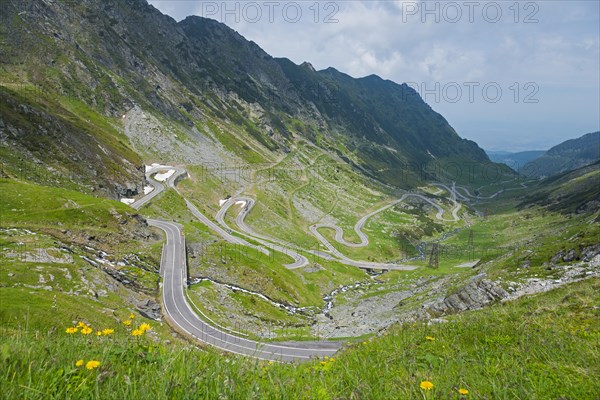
[1,0,502,193]
[529,131,600,178]
[519,160,600,214]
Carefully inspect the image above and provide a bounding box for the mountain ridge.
[529,131,600,178]
[1,0,500,193]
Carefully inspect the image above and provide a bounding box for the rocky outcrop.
[551,244,600,265]
[582,244,600,261]
[114,181,142,198]
[137,299,161,321]
[428,279,508,314]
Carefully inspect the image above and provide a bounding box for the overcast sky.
[147,0,599,151]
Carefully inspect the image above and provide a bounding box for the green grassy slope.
[1,278,598,399]
[519,161,600,214]
[0,180,146,249]
[0,178,169,355]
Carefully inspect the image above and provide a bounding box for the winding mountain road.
[312,192,460,249]
[133,165,268,255]
[148,218,341,362]
[130,164,186,210]
[216,196,420,271]
[131,165,470,359]
[306,193,461,270]
[215,197,309,269]
[213,190,465,271]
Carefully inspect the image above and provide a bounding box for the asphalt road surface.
[131,165,187,210]
[216,197,309,269]
[148,218,342,362]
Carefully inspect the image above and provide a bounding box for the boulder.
[137,299,161,321]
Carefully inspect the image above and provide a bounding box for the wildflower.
[96,331,102,336]
[268,361,274,365]
[131,329,143,337]
[75,359,84,367]
[66,327,78,334]
[139,323,151,332]
[80,326,93,335]
[76,321,87,328]
[122,319,132,326]
[129,313,135,319]
[329,358,335,362]
[425,336,435,341]
[420,381,434,391]
[362,341,368,345]
[320,361,327,366]
[459,388,469,395]
[102,329,114,336]
[85,360,100,370]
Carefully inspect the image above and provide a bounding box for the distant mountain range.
[486,150,546,170]
[487,131,599,178]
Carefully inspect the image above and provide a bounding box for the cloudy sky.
[147,0,599,151]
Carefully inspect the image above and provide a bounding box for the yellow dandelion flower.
[80,326,93,335]
[420,381,434,390]
[329,358,335,362]
[459,388,469,395]
[122,319,132,326]
[131,329,143,336]
[76,321,87,328]
[320,361,327,366]
[75,359,84,367]
[139,323,151,332]
[102,328,114,336]
[96,331,102,336]
[323,356,329,360]
[268,361,274,365]
[129,313,135,319]
[85,360,100,370]
[425,336,435,341]
[66,327,78,334]
[362,341,368,345]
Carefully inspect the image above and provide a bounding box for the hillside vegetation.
[2,278,598,399]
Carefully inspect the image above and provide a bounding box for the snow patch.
[144,186,154,195]
[145,163,173,172]
[154,169,175,182]
[235,201,247,208]
[120,198,135,205]
[219,199,228,207]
